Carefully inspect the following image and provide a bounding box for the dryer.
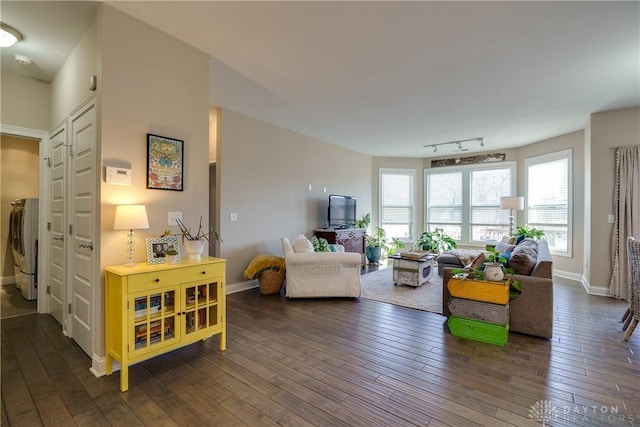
[9,198,39,300]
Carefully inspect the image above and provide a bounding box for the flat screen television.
[328,195,357,229]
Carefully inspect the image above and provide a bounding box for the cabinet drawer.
[181,264,222,283]
[128,270,181,291]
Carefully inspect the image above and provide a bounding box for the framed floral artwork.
[147,133,183,191]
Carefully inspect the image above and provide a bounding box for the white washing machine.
[9,198,39,300]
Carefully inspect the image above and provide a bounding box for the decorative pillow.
[515,234,525,244]
[508,240,538,275]
[464,252,487,271]
[499,251,512,265]
[292,234,314,253]
[494,241,516,254]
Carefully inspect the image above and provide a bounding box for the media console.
[314,228,366,265]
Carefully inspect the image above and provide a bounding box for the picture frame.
[147,133,184,191]
[146,237,180,264]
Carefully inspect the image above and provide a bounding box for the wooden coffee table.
[390,253,436,287]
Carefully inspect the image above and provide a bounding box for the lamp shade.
[500,196,524,210]
[114,205,150,230]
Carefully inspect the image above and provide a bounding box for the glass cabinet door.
[183,281,221,337]
[130,288,178,354]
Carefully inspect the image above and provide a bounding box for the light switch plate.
[168,211,182,226]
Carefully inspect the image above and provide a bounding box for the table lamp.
[114,204,149,267]
[500,196,524,237]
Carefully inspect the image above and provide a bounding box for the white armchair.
[282,236,362,298]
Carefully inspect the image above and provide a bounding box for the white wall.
[217,109,372,284]
[99,5,210,269]
[50,19,98,128]
[97,4,210,361]
[0,71,50,130]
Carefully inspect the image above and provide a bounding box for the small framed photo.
[147,133,184,191]
[146,237,180,264]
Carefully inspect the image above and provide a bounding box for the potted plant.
[162,216,222,261]
[365,226,387,264]
[483,247,508,281]
[355,213,371,229]
[415,228,457,255]
[516,225,545,240]
[165,249,180,264]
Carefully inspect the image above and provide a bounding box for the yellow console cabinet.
[104,257,226,392]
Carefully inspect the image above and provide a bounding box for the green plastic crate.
[447,315,509,346]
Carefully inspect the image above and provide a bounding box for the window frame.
[379,168,417,242]
[424,161,516,245]
[525,149,572,257]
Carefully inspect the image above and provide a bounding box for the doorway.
[0,132,42,319]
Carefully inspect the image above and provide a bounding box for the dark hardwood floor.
[2,281,639,426]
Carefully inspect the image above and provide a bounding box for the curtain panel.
[610,145,640,300]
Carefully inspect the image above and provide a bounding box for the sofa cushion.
[508,239,538,275]
[292,234,314,253]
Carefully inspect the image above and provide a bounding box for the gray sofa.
[442,238,554,339]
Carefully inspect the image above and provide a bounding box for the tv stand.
[314,228,365,265]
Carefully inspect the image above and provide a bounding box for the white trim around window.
[525,149,572,257]
[424,161,517,244]
[379,168,416,241]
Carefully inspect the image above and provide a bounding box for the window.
[526,149,571,255]
[425,162,516,243]
[379,169,415,240]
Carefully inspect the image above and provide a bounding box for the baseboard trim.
[1,276,16,286]
[227,280,258,295]
[91,354,107,378]
[553,269,610,297]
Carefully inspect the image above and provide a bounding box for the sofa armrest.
[531,239,553,278]
[509,274,553,338]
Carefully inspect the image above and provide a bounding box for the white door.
[68,100,97,356]
[48,124,67,326]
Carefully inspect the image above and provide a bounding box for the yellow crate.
[447,277,510,305]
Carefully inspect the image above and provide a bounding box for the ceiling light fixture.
[423,137,484,153]
[0,22,24,48]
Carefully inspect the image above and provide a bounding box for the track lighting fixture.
[423,137,485,153]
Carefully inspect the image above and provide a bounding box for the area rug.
[360,268,443,314]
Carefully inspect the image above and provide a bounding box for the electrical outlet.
[230,212,238,222]
[608,214,615,224]
[167,211,182,226]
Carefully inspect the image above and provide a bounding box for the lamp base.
[123,262,138,268]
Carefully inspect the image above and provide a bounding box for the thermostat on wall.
[106,166,132,186]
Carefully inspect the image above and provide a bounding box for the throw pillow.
[515,234,525,244]
[508,240,538,275]
[292,234,314,253]
[464,252,488,271]
[499,251,512,265]
[494,241,516,254]
[311,235,330,252]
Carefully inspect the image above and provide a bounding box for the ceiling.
[2,1,638,158]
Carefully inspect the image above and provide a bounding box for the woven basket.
[258,266,285,295]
